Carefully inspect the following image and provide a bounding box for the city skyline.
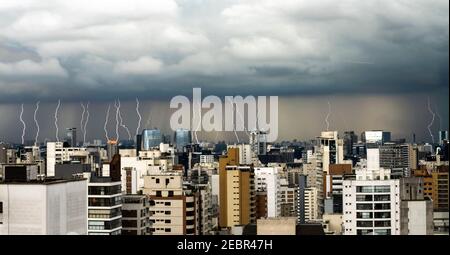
[0,93,448,144]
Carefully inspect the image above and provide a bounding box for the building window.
[165,228,171,233]
[156,178,160,184]
[0,202,2,213]
[156,191,162,197]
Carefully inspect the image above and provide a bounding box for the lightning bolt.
[226,97,240,143]
[54,100,61,142]
[434,103,442,131]
[114,100,120,141]
[194,100,201,144]
[83,102,90,145]
[427,97,435,144]
[19,104,26,144]
[33,101,40,146]
[117,99,131,140]
[325,101,331,131]
[104,104,111,141]
[80,102,86,138]
[135,98,142,138]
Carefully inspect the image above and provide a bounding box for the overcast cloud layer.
[0,0,448,102]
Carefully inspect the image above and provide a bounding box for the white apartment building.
[46,142,90,177]
[254,167,281,217]
[0,178,88,235]
[342,178,400,235]
[318,131,344,174]
[305,187,319,222]
[87,177,122,235]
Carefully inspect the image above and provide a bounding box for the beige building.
[219,148,256,228]
[257,217,297,235]
[322,214,343,235]
[143,172,196,235]
[305,187,319,222]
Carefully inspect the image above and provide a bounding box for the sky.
[0,0,448,143]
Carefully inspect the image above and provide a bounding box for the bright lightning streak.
[104,104,111,141]
[114,100,120,141]
[194,102,201,144]
[117,99,131,140]
[427,97,435,144]
[325,101,331,131]
[83,102,90,145]
[226,97,240,143]
[33,101,40,146]
[19,104,26,144]
[80,102,86,137]
[54,100,61,142]
[135,98,142,138]
[434,103,442,131]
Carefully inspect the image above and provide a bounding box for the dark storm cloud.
[0,0,448,103]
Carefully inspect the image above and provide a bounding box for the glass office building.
[142,129,162,150]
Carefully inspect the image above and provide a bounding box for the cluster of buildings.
[0,128,448,235]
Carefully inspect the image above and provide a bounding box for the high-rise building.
[107,139,118,162]
[174,128,191,150]
[219,148,256,228]
[142,129,162,150]
[361,130,391,145]
[379,143,413,178]
[121,195,151,235]
[0,174,87,235]
[249,130,267,156]
[87,174,123,235]
[87,155,122,235]
[343,131,358,158]
[432,166,449,212]
[279,178,298,217]
[343,157,401,235]
[318,131,345,174]
[0,143,8,164]
[304,187,319,222]
[66,128,77,147]
[254,167,281,218]
[438,130,448,145]
[143,172,197,235]
[46,142,90,177]
[342,177,400,235]
[227,144,253,165]
[324,164,353,214]
[399,177,433,235]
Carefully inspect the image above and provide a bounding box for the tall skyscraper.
[318,131,345,174]
[142,129,162,150]
[66,128,77,147]
[219,148,256,228]
[107,139,118,162]
[439,130,449,145]
[249,130,267,156]
[174,128,191,150]
[254,167,281,218]
[343,131,358,158]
